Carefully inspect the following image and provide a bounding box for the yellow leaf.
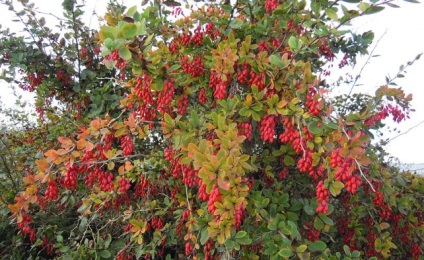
[107,161,115,170]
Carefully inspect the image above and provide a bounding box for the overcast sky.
[0,0,423,163]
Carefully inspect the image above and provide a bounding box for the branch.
[386,120,424,143]
[345,30,387,100]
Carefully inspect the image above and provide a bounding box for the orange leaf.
[90,118,102,130]
[34,172,49,183]
[77,139,86,150]
[85,141,94,152]
[118,165,125,175]
[36,159,50,173]
[44,150,59,162]
[78,126,90,139]
[22,175,35,185]
[125,161,134,171]
[125,113,136,128]
[58,137,73,147]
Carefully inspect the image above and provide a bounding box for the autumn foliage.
[1,0,423,259]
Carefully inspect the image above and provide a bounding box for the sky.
[0,0,423,163]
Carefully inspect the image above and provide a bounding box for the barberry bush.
[1,0,423,259]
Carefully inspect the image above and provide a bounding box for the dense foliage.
[1,0,423,259]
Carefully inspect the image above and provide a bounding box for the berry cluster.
[207,185,221,213]
[22,71,44,92]
[237,122,253,141]
[316,180,329,214]
[198,88,207,104]
[62,164,79,189]
[372,191,391,219]
[298,150,314,173]
[98,171,114,192]
[133,74,153,103]
[287,19,304,34]
[84,166,101,188]
[258,40,270,53]
[265,0,279,13]
[305,87,321,116]
[151,216,165,230]
[234,205,245,230]
[118,178,131,194]
[192,26,204,46]
[180,55,205,77]
[248,71,265,90]
[134,175,150,198]
[307,228,320,242]
[209,70,229,100]
[203,240,214,260]
[198,182,208,201]
[259,114,276,143]
[17,213,36,242]
[182,165,199,188]
[164,146,174,162]
[319,44,335,61]
[117,250,135,260]
[56,70,71,85]
[157,79,175,114]
[205,22,219,40]
[344,174,361,194]
[365,107,389,126]
[121,135,134,156]
[104,50,126,70]
[237,62,250,84]
[279,117,303,153]
[185,242,194,256]
[177,94,189,115]
[169,40,179,54]
[179,32,191,47]
[45,180,59,201]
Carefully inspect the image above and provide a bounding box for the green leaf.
[297,244,307,253]
[235,234,252,245]
[314,217,324,230]
[200,228,209,245]
[100,250,111,258]
[59,246,70,253]
[278,248,293,257]
[363,5,385,14]
[288,36,299,50]
[230,18,243,29]
[308,121,322,135]
[284,155,295,166]
[269,54,288,68]
[308,241,327,251]
[119,48,132,60]
[126,5,138,17]
[319,214,334,225]
[325,8,338,20]
[122,23,138,38]
[99,26,117,41]
[235,230,247,239]
[343,245,351,255]
[329,181,344,197]
[167,64,180,72]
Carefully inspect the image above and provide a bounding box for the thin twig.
[386,120,424,143]
[345,30,387,100]
[355,159,375,192]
